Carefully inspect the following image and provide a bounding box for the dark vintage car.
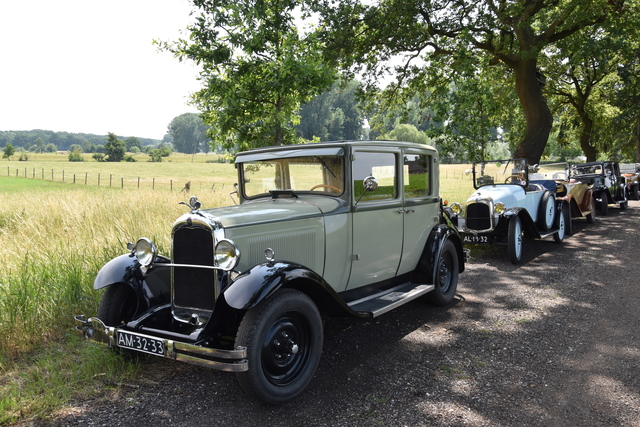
[572,161,629,215]
[529,162,596,234]
[446,159,569,264]
[620,163,640,200]
[75,140,467,404]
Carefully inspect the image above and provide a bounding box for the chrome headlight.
[494,202,507,215]
[450,202,463,216]
[134,238,157,267]
[215,239,240,271]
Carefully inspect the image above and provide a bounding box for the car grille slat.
[172,227,216,312]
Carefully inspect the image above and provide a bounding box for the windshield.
[241,155,344,198]
[574,164,604,176]
[530,163,570,181]
[472,159,528,188]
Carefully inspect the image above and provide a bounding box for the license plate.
[117,331,165,356]
[463,234,490,244]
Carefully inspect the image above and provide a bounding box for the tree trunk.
[580,115,597,162]
[636,112,640,163]
[512,59,553,165]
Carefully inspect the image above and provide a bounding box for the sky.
[0,0,202,140]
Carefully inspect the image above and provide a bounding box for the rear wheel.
[508,216,523,265]
[235,289,323,405]
[553,205,567,243]
[426,240,459,306]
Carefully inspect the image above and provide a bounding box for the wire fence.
[5,165,235,193]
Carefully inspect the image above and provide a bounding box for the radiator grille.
[172,226,216,312]
[466,202,491,231]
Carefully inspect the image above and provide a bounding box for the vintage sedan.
[529,162,596,234]
[75,140,467,404]
[447,159,569,264]
[572,161,628,215]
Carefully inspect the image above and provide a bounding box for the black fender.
[222,261,363,316]
[416,224,465,284]
[93,253,171,316]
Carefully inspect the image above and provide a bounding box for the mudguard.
[93,253,171,315]
[222,261,358,315]
[419,224,465,285]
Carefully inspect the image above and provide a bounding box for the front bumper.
[74,315,248,372]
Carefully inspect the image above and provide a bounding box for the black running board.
[347,282,435,318]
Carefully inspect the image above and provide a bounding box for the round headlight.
[215,239,240,271]
[134,238,157,267]
[494,202,507,215]
[450,202,462,215]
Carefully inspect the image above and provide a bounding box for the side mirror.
[355,176,379,205]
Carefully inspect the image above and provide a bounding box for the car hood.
[202,196,343,229]
[466,185,526,207]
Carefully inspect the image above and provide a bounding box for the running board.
[347,282,435,318]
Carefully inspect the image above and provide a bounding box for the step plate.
[348,282,435,318]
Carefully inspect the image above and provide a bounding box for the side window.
[404,153,431,198]
[352,152,397,202]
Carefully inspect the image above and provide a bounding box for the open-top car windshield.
[530,162,570,181]
[573,163,605,176]
[241,155,344,198]
[472,159,528,188]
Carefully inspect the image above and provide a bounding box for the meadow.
[0,152,475,423]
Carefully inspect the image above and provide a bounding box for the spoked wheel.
[508,216,523,264]
[235,289,323,405]
[537,191,556,231]
[553,205,567,243]
[426,240,459,306]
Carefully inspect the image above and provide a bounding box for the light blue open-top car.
[75,140,467,404]
[446,159,569,264]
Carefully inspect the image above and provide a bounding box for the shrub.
[92,153,105,162]
[68,149,84,162]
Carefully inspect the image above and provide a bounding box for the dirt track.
[43,201,640,426]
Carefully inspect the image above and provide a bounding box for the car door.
[346,149,404,290]
[396,150,439,275]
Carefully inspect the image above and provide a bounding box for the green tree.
[104,132,126,162]
[159,0,336,152]
[34,137,45,153]
[167,113,210,154]
[68,148,84,162]
[3,143,15,160]
[44,143,57,153]
[312,0,625,164]
[124,137,142,152]
[380,124,430,145]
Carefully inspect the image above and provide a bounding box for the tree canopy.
[167,113,211,154]
[159,0,336,153]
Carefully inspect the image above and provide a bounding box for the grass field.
[0,153,474,423]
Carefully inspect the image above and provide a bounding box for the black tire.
[98,283,138,326]
[599,192,609,216]
[508,216,523,265]
[235,289,323,405]
[553,205,567,243]
[564,203,573,236]
[632,183,639,201]
[537,191,555,231]
[586,195,596,224]
[426,240,459,306]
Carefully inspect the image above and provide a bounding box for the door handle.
[397,209,415,214]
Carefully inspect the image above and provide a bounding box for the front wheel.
[599,192,609,216]
[508,216,523,264]
[235,289,323,405]
[586,195,596,224]
[426,240,459,306]
[98,283,138,326]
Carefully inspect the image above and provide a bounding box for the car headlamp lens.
[215,239,240,271]
[494,202,507,215]
[134,238,156,267]
[450,203,462,215]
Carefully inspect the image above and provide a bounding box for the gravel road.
[41,201,640,426]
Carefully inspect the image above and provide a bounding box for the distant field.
[1,152,474,202]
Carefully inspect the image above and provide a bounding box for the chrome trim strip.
[74,315,248,372]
